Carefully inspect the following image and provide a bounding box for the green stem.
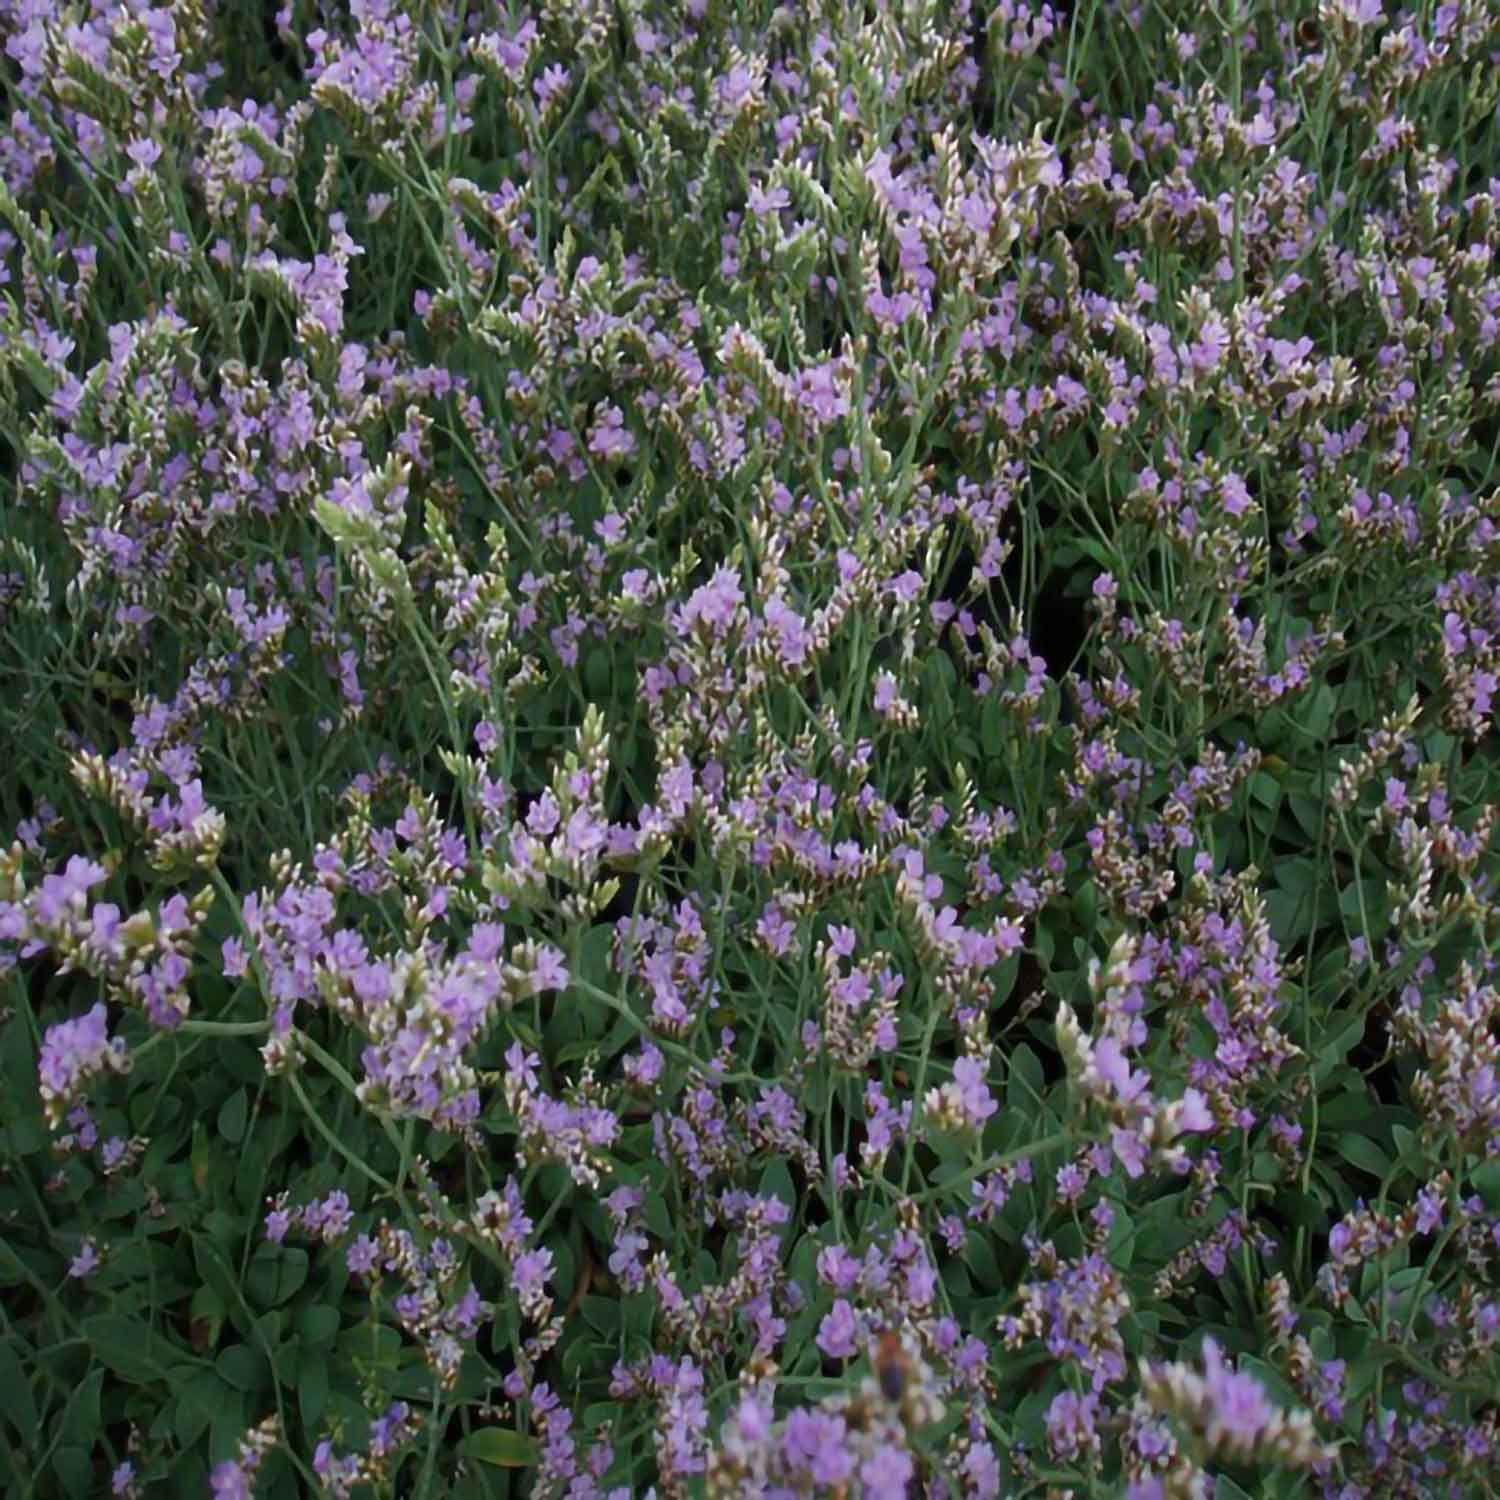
[906,1131,1072,1207]
[283,1067,397,1200]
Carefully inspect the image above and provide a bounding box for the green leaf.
[245,1243,309,1308]
[581,1296,620,1336]
[57,1368,103,1450]
[1265,889,1308,945]
[561,1329,601,1387]
[51,1446,91,1500]
[1070,879,1098,929]
[174,1370,227,1448]
[1006,1044,1044,1112]
[299,1353,329,1431]
[1378,1266,1429,1326]
[462,1428,540,1468]
[758,1159,796,1227]
[1249,771,1282,808]
[922,651,957,697]
[1338,877,1388,930]
[297,1305,342,1346]
[1237,1355,1300,1409]
[83,1316,179,1383]
[620,1290,655,1342]
[216,1344,270,1394]
[0,1018,42,1153]
[964,1233,1003,1290]
[234,1140,272,1211]
[585,645,612,699]
[980,696,1005,758]
[1287,795,1325,841]
[0,1338,38,1442]
[210,1387,249,1467]
[942,1258,974,1297]
[190,1286,227,1350]
[1471,1161,1500,1211]
[1312,1019,1366,1083]
[1297,684,1336,739]
[1310,1160,1356,1216]
[218,1088,250,1144]
[337,1321,401,1369]
[1034,920,1055,969]
[1273,858,1318,898]
[1215,1477,1255,1499]
[1271,1189,1328,1231]
[1334,1134,1391,1180]
[194,1238,244,1331]
[642,1185,673,1241]
[1391,1124,1425,1169]
[1249,1149,1286,1185]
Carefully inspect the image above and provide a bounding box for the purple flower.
[587,402,635,462]
[32,856,108,925]
[533,64,570,109]
[347,1235,380,1275]
[37,1003,129,1129]
[608,1230,648,1292]
[1200,1338,1277,1442]
[718,63,757,108]
[675,566,743,636]
[531,944,569,992]
[1094,1038,1149,1105]
[209,1462,253,1500]
[1414,1186,1444,1235]
[1177,1088,1214,1132]
[513,1247,554,1296]
[794,362,850,426]
[1111,1126,1149,1178]
[748,183,790,217]
[733,1393,770,1445]
[952,1056,998,1126]
[816,1298,859,1359]
[860,1443,914,1499]
[782,1409,853,1485]
[959,1439,1001,1498]
[69,1239,101,1279]
[1046,1389,1101,1461]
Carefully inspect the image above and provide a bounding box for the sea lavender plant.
[4,0,1500,1496]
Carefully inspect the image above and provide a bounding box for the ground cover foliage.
[2,0,1500,1494]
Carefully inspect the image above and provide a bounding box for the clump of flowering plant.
[4,0,1500,1496]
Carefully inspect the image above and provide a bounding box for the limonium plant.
[2,0,1499,1496]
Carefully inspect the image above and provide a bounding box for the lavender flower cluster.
[3,0,1500,1496]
